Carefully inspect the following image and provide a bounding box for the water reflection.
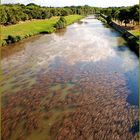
[130,121,139,135]
[55,28,67,36]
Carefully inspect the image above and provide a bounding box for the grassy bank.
[130,29,139,37]
[98,14,139,56]
[1,15,84,46]
[130,29,140,45]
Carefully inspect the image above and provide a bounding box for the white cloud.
[1,0,138,7]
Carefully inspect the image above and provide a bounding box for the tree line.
[1,3,138,27]
[100,5,139,27]
[0,3,95,25]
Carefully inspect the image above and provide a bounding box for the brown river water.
[1,16,139,140]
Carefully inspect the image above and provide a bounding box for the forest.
[0,3,95,25]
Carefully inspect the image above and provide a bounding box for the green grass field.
[130,29,140,45]
[130,29,140,37]
[1,15,84,46]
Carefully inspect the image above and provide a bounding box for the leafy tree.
[106,16,112,24]
[130,5,139,24]
[118,8,130,26]
[99,4,139,26]
[0,6,8,24]
[114,10,120,21]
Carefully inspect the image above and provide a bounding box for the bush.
[122,32,127,38]
[54,16,67,29]
[1,40,7,46]
[98,16,107,23]
[106,16,112,24]
[5,35,21,44]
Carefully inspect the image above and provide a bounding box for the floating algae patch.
[1,78,36,94]
[26,107,74,140]
[50,82,75,100]
[61,83,75,100]
[51,84,61,91]
[9,119,28,140]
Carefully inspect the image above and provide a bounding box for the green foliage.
[54,16,67,29]
[130,29,140,38]
[0,7,8,24]
[129,5,139,22]
[98,16,107,23]
[0,4,95,25]
[118,8,130,26]
[106,16,112,24]
[1,15,83,45]
[114,10,120,20]
[60,9,70,16]
[100,4,139,26]
[5,35,21,44]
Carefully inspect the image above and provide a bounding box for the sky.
[1,0,139,7]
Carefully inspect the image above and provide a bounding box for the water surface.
[1,16,139,140]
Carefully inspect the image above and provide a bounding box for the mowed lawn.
[1,15,84,45]
[130,29,140,37]
[129,29,140,45]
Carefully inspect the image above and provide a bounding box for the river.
[1,16,139,140]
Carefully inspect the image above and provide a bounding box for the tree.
[0,6,8,24]
[129,5,139,24]
[106,16,112,24]
[114,10,120,21]
[60,9,69,16]
[118,8,130,26]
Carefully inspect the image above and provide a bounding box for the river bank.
[1,15,84,46]
[98,14,139,56]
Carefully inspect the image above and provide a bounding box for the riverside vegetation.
[0,3,95,46]
[99,4,139,37]
[97,4,139,55]
[1,15,84,46]
[98,14,139,55]
[1,3,138,46]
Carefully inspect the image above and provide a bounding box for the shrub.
[15,35,21,41]
[1,40,7,46]
[98,16,107,23]
[54,16,67,29]
[6,35,16,43]
[106,16,112,24]
[5,35,21,44]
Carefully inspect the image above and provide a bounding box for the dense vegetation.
[0,3,95,25]
[0,3,139,46]
[54,16,67,29]
[98,5,139,55]
[100,4,139,27]
[0,3,96,46]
